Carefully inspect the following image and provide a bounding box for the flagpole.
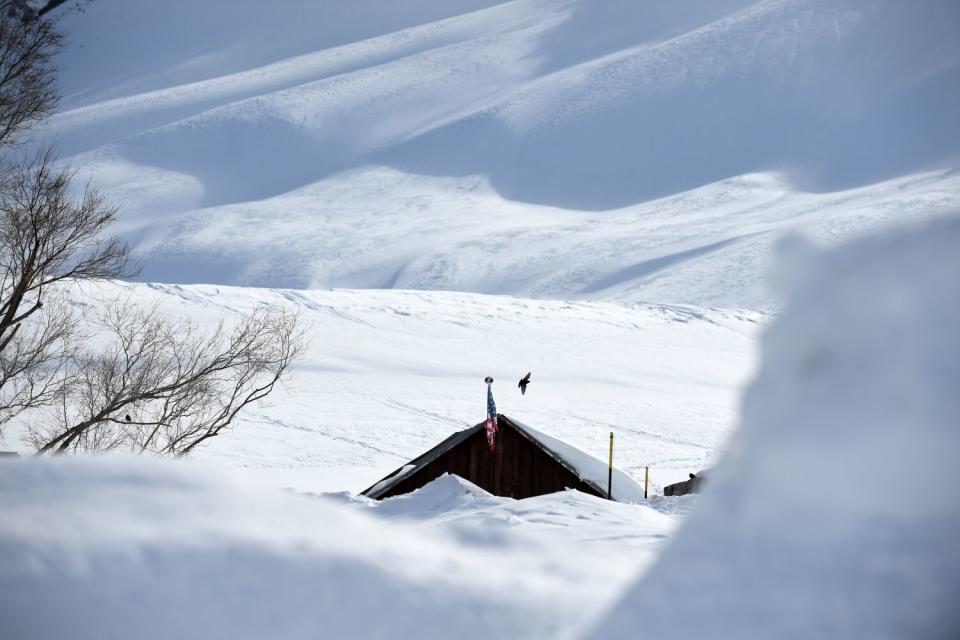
[607,431,614,500]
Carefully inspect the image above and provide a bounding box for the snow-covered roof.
[360,425,485,499]
[509,418,647,503]
[361,415,647,502]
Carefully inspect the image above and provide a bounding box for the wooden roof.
[360,414,614,500]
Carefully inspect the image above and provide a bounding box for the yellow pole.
[644,466,649,499]
[607,432,614,500]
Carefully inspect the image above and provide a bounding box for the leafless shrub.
[30,303,306,455]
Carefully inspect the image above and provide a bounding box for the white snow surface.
[4,2,958,635]
[40,0,960,309]
[2,282,761,493]
[0,461,677,640]
[587,217,960,639]
[5,216,956,639]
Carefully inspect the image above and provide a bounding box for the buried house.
[361,414,646,502]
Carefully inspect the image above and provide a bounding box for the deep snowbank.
[0,461,675,639]
[361,473,502,519]
[587,217,960,638]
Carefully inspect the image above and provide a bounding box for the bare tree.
[0,3,114,437]
[0,6,308,455]
[30,303,305,455]
[0,149,133,434]
[0,286,75,425]
[0,154,306,454]
[0,1,62,148]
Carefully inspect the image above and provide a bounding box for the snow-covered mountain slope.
[1,282,761,493]
[43,0,960,308]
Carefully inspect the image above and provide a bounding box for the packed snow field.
[42,0,960,308]
[2,280,763,493]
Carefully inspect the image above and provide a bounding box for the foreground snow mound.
[413,488,676,557]
[0,458,531,639]
[371,473,501,519]
[0,459,677,639]
[362,473,674,542]
[0,459,562,639]
[587,217,960,639]
[355,476,679,631]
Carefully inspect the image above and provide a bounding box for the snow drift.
[587,216,960,639]
[0,458,547,639]
[0,461,675,640]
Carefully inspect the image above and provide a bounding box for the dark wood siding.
[373,419,605,500]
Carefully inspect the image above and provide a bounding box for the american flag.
[485,382,498,451]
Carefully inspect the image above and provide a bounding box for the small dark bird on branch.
[518,372,531,395]
[125,415,132,422]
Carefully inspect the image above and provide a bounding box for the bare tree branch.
[0,149,135,433]
[30,303,306,456]
[0,1,61,148]
[0,288,77,425]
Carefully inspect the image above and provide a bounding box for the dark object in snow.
[361,414,612,501]
[124,414,132,422]
[484,376,493,384]
[664,471,706,496]
[518,372,531,395]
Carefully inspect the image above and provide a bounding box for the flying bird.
[518,372,531,395]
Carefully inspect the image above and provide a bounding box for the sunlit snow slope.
[0,282,760,494]
[44,0,960,309]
